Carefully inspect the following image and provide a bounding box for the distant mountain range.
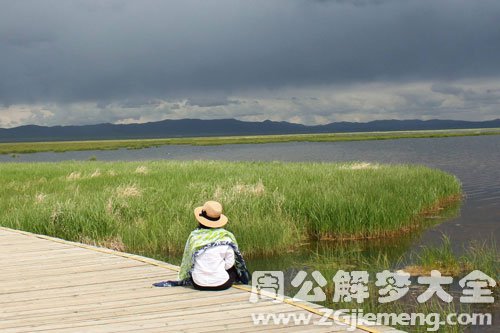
[0,118,499,142]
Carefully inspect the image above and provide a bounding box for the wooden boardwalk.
[0,227,401,333]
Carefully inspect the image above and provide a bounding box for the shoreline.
[1,127,499,155]
[316,193,463,242]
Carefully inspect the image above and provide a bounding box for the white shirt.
[191,245,235,287]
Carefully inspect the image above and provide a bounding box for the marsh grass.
[301,236,499,290]
[410,236,462,276]
[295,237,498,333]
[0,161,461,257]
[0,128,499,155]
[407,236,499,279]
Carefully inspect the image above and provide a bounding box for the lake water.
[2,135,499,252]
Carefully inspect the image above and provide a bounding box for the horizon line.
[2,117,500,130]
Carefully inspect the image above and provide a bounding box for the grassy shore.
[301,237,499,332]
[406,236,499,278]
[0,160,461,257]
[1,128,499,155]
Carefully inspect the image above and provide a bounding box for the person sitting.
[153,201,250,290]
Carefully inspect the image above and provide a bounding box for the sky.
[1,0,500,128]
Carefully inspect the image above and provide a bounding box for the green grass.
[298,236,499,291]
[295,237,499,333]
[407,236,499,279]
[1,161,488,332]
[0,160,461,258]
[1,128,499,154]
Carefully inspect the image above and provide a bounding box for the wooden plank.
[2,301,289,333]
[0,252,138,268]
[0,258,146,278]
[0,271,168,295]
[0,260,151,286]
[0,251,105,266]
[0,227,393,333]
[0,293,252,330]
[0,262,156,287]
[1,287,241,317]
[0,245,84,256]
[0,274,177,304]
[2,303,282,333]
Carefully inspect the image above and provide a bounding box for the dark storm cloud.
[431,83,464,96]
[1,0,500,106]
[315,0,396,6]
[186,96,240,107]
[431,82,500,105]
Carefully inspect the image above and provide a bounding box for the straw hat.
[194,201,228,228]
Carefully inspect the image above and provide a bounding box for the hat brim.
[194,206,228,228]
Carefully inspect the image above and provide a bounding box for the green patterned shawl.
[178,228,250,284]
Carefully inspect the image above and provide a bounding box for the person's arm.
[224,246,235,270]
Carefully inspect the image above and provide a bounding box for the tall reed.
[0,160,461,257]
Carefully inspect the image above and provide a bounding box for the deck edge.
[0,226,401,333]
